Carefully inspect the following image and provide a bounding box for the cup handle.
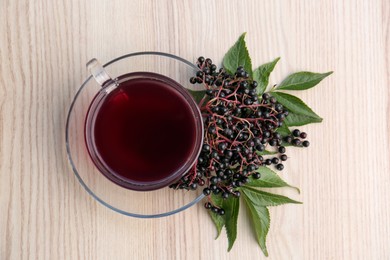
[86,58,114,87]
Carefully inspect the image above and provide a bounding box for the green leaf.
[253,57,280,94]
[276,123,291,136]
[276,71,333,91]
[187,89,207,104]
[223,33,252,77]
[242,194,270,256]
[256,150,277,156]
[246,166,300,193]
[271,92,322,126]
[208,194,225,238]
[223,197,240,251]
[241,187,302,207]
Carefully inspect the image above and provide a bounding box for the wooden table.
[1,0,389,259]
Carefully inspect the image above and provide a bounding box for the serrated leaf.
[256,150,277,156]
[246,166,300,193]
[208,194,225,238]
[187,89,207,104]
[242,187,302,207]
[277,71,333,91]
[223,33,252,77]
[243,194,270,256]
[271,92,322,126]
[253,57,280,94]
[285,112,322,126]
[223,197,240,251]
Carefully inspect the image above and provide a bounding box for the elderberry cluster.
[170,57,310,215]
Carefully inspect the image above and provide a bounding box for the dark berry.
[278,146,286,154]
[210,176,218,184]
[198,56,205,63]
[276,164,284,171]
[206,89,213,96]
[203,188,211,195]
[208,126,216,134]
[252,81,258,88]
[300,132,307,139]
[210,184,217,190]
[285,136,293,143]
[204,202,212,209]
[292,139,301,146]
[262,93,270,100]
[247,165,256,172]
[222,192,229,199]
[265,159,272,165]
[272,157,279,164]
[253,173,261,179]
[219,209,225,215]
[269,139,278,146]
[292,129,301,137]
[202,144,211,153]
[302,140,310,147]
[280,154,288,161]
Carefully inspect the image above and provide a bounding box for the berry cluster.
[170,57,310,215]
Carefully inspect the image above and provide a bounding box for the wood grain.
[1,0,389,259]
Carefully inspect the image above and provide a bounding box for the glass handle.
[86,58,113,87]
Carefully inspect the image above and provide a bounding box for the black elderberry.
[213,188,221,195]
[252,81,258,88]
[198,56,205,63]
[204,202,212,209]
[285,136,293,143]
[302,140,310,147]
[292,129,301,137]
[262,93,270,100]
[292,138,301,146]
[278,146,286,154]
[202,144,211,153]
[276,164,284,171]
[248,164,256,172]
[272,157,279,164]
[210,184,217,191]
[300,132,307,139]
[253,173,261,179]
[280,154,288,161]
[190,77,197,84]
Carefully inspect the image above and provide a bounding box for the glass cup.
[85,59,204,191]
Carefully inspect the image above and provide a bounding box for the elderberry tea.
[85,70,203,191]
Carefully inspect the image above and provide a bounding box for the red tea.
[85,72,200,190]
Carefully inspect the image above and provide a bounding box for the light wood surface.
[1,0,389,259]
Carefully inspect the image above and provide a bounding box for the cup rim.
[84,72,204,191]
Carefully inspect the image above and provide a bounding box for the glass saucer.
[66,52,205,218]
